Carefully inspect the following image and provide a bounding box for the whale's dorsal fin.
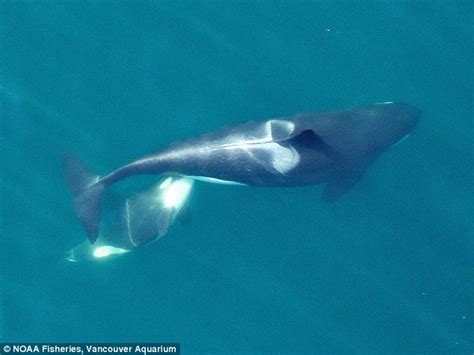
[288,129,322,148]
[285,129,342,160]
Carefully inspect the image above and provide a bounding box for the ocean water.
[1,1,472,354]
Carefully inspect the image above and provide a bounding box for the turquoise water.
[1,1,472,353]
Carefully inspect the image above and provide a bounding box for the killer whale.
[63,102,420,243]
[65,176,194,262]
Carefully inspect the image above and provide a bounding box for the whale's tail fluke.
[62,152,104,244]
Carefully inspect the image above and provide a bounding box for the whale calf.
[65,176,194,262]
[63,102,420,243]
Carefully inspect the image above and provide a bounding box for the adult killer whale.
[63,102,420,244]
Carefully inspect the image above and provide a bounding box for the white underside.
[185,175,247,186]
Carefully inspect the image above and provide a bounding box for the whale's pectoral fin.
[177,205,192,226]
[126,203,172,247]
[321,174,362,202]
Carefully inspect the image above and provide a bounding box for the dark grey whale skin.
[63,102,420,243]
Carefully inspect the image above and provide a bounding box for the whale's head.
[357,102,421,153]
